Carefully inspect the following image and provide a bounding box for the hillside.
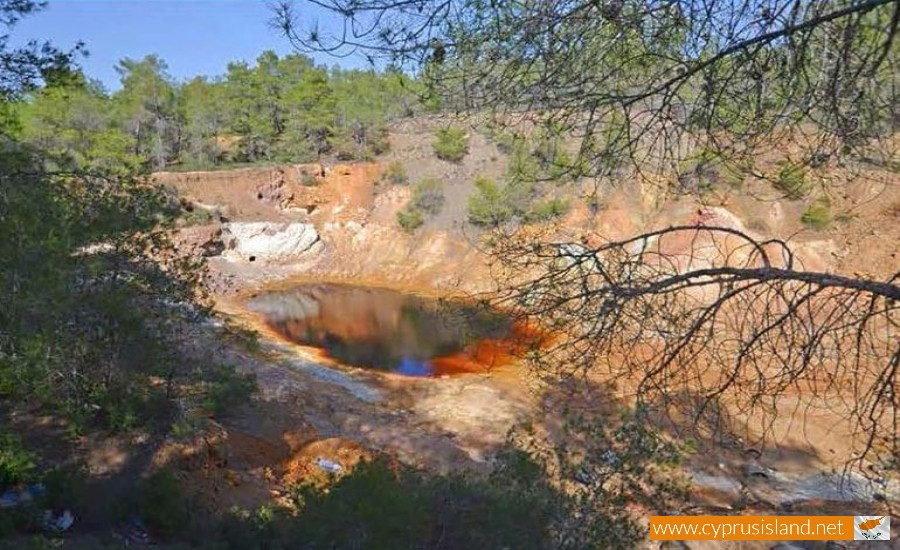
[158,117,900,288]
[144,117,900,538]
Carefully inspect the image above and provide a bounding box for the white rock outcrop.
[221,222,322,263]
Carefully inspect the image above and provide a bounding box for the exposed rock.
[728,468,900,507]
[173,224,225,257]
[173,196,230,230]
[743,447,762,459]
[255,168,294,209]
[221,222,322,263]
[768,201,784,224]
[204,270,239,295]
[744,461,776,478]
[691,471,742,498]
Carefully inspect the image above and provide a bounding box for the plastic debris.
[0,483,46,508]
[122,515,152,545]
[41,509,75,533]
[315,457,343,473]
[0,491,18,508]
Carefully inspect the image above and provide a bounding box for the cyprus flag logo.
[854,516,890,541]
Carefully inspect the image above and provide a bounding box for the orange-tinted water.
[245,283,533,377]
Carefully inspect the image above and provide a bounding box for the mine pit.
[246,282,534,377]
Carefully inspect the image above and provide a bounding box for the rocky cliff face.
[221,222,322,263]
[158,130,900,297]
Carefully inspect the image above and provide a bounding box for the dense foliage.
[17,51,417,171]
[1,1,257,440]
[432,127,468,162]
[467,134,572,227]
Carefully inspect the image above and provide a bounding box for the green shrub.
[289,454,565,550]
[774,161,811,199]
[493,131,518,155]
[506,137,540,184]
[181,207,215,226]
[0,433,36,487]
[171,409,207,441]
[300,170,319,187]
[396,208,424,233]
[397,179,445,233]
[467,177,513,226]
[678,148,745,193]
[433,128,469,162]
[202,364,257,417]
[409,179,445,214]
[137,470,190,538]
[198,430,663,549]
[801,196,832,229]
[526,197,570,222]
[548,148,576,181]
[368,126,391,156]
[383,161,408,185]
[218,505,287,549]
[291,458,436,549]
[43,467,87,513]
[504,177,537,214]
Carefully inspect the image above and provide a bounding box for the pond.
[245,283,528,377]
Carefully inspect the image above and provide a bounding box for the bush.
[678,149,745,194]
[397,179,445,233]
[368,126,390,156]
[801,195,832,229]
[300,170,319,187]
[288,454,564,550]
[468,178,514,227]
[409,179,445,214]
[0,433,36,487]
[196,432,662,549]
[396,208,424,233]
[181,207,215,226]
[548,148,576,181]
[291,458,435,548]
[774,161,811,199]
[526,197,570,222]
[433,128,469,162]
[383,161,408,185]
[506,137,540,184]
[43,466,87,513]
[137,470,190,538]
[202,364,257,417]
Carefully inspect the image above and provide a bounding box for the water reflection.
[246,283,518,377]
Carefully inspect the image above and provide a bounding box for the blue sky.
[10,0,365,91]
